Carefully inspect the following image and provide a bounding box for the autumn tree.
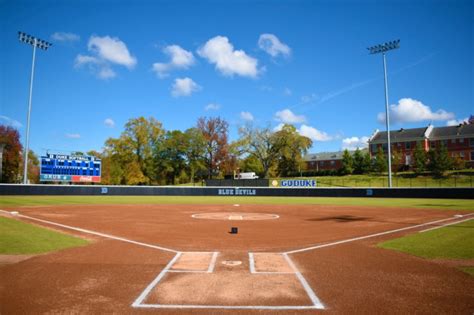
[0,125,23,183]
[238,125,279,178]
[272,124,312,177]
[427,143,452,177]
[104,117,164,185]
[197,117,229,179]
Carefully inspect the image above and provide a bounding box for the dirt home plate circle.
[191,212,279,220]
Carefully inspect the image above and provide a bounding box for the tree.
[272,124,312,177]
[353,149,371,174]
[341,149,354,175]
[0,125,22,183]
[154,130,188,184]
[104,117,164,185]
[238,125,279,178]
[427,144,452,177]
[25,150,40,184]
[362,151,372,174]
[197,117,229,179]
[183,128,206,183]
[412,142,427,176]
[391,150,402,174]
[373,146,387,174]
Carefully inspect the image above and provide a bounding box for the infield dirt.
[1,203,473,314]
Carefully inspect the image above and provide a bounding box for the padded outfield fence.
[0,184,473,199]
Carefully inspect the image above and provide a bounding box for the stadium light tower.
[368,39,400,188]
[18,31,52,184]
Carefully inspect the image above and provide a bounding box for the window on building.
[470,138,474,147]
[442,140,448,147]
[330,161,335,166]
[430,141,436,148]
[460,152,465,158]
[451,139,456,144]
[460,138,464,144]
[382,143,388,151]
[471,151,474,161]
[405,142,411,150]
[370,144,377,152]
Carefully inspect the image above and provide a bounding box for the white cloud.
[74,54,100,67]
[275,109,306,124]
[66,133,81,139]
[301,93,318,103]
[75,35,136,79]
[283,87,292,96]
[205,103,220,111]
[258,34,291,57]
[377,98,454,124]
[98,67,116,79]
[152,45,195,78]
[273,123,285,132]
[0,115,22,128]
[342,136,369,150]
[104,118,115,128]
[298,125,332,141]
[88,36,137,68]
[171,77,201,97]
[51,32,80,42]
[240,111,254,121]
[197,36,259,78]
[446,117,469,126]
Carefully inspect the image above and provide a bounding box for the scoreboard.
[40,153,101,183]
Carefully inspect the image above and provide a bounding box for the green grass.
[378,219,474,259]
[0,216,89,254]
[460,267,474,276]
[0,195,473,211]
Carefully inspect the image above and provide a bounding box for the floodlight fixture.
[18,31,52,184]
[368,39,400,188]
[367,39,400,55]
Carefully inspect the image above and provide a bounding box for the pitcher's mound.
[192,212,279,220]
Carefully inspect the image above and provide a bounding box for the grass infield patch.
[378,219,474,260]
[0,216,89,254]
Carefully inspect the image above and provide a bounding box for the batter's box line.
[248,252,295,274]
[167,251,219,273]
[131,252,325,310]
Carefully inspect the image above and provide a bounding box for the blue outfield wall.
[0,184,473,199]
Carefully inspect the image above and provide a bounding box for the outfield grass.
[0,195,473,211]
[378,219,474,259]
[0,216,89,254]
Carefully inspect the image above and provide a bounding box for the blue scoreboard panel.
[40,153,101,183]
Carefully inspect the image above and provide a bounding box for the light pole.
[368,39,400,188]
[18,31,52,184]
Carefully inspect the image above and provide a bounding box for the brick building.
[304,151,355,171]
[368,121,474,169]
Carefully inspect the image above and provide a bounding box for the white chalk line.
[208,252,218,273]
[419,215,474,233]
[0,210,178,253]
[132,252,182,307]
[285,214,473,255]
[283,253,325,309]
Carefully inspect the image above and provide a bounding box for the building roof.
[429,124,474,139]
[369,123,474,144]
[370,126,429,143]
[304,149,365,162]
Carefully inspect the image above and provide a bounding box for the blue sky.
[1,0,472,156]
